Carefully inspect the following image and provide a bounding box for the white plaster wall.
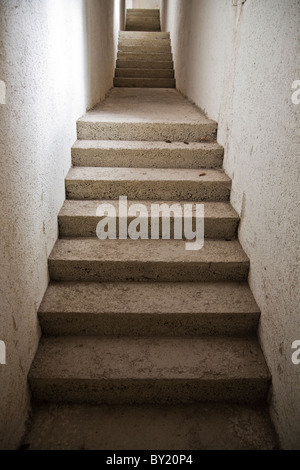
[132,0,160,9]
[161,0,300,449]
[0,0,122,449]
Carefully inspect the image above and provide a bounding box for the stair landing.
[78,88,215,126]
[77,88,217,142]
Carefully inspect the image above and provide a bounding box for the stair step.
[126,12,159,18]
[65,167,231,201]
[48,239,249,282]
[120,31,170,39]
[38,281,259,336]
[118,52,172,61]
[127,10,160,16]
[71,140,223,169]
[114,77,176,88]
[58,201,238,239]
[29,336,270,404]
[118,44,171,53]
[77,89,217,142]
[23,402,278,450]
[115,68,174,78]
[126,17,160,22]
[77,120,216,142]
[125,9,161,32]
[126,25,161,32]
[119,38,171,47]
[117,59,173,69]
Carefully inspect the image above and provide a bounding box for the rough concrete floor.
[22,403,278,450]
[79,88,214,125]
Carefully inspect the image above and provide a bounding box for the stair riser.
[58,215,238,240]
[127,13,160,17]
[119,39,171,47]
[119,32,170,39]
[126,18,160,24]
[77,122,217,142]
[29,379,270,405]
[127,10,160,15]
[127,16,160,20]
[127,15,160,19]
[65,180,230,202]
[39,312,258,337]
[126,19,160,23]
[117,60,173,69]
[118,52,172,61]
[126,26,161,32]
[71,146,223,169]
[48,260,249,283]
[119,45,171,53]
[114,78,175,88]
[115,68,174,78]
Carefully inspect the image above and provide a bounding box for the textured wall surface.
[131,0,160,9]
[161,0,300,449]
[0,0,122,449]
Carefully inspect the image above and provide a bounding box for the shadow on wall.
[83,0,125,108]
[160,0,191,90]
[83,0,122,109]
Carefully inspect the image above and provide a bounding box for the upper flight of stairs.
[126,9,161,31]
[114,9,175,88]
[25,85,276,448]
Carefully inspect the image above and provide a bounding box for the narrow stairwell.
[23,18,278,450]
[24,88,278,450]
[114,10,175,88]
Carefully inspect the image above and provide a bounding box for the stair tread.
[119,47,171,53]
[72,140,223,151]
[116,60,174,69]
[119,39,171,44]
[29,335,270,380]
[126,28,161,32]
[59,200,238,219]
[71,140,224,168]
[114,77,176,88]
[119,43,171,48]
[38,281,259,336]
[77,89,216,126]
[118,52,172,60]
[71,140,223,169]
[119,31,170,39]
[66,167,230,183]
[115,69,174,78]
[39,281,259,315]
[49,239,248,263]
[127,9,160,14]
[23,402,278,450]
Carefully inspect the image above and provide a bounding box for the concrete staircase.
[126,9,161,31]
[114,10,175,88]
[114,32,175,88]
[25,87,277,449]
